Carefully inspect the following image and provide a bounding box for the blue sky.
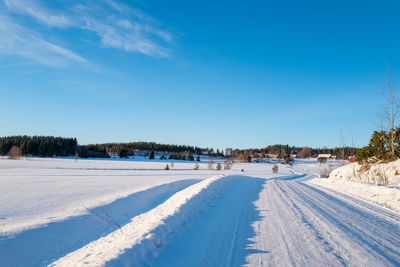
[1,0,399,150]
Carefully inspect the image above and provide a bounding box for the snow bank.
[49,175,228,267]
[308,178,400,213]
[309,160,400,213]
[329,160,400,186]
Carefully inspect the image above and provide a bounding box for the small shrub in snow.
[272,165,278,174]
[318,157,327,164]
[216,163,222,171]
[224,158,233,170]
[284,154,293,165]
[321,166,332,178]
[194,163,199,170]
[165,164,169,170]
[359,164,371,173]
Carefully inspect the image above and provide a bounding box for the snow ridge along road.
[49,175,228,267]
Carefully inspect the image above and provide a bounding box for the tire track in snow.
[273,181,350,265]
[262,180,348,266]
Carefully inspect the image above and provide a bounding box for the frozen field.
[0,158,399,266]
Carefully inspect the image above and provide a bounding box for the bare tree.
[350,132,357,156]
[382,61,399,157]
[338,130,346,165]
[8,146,21,160]
[298,147,312,158]
[208,155,214,169]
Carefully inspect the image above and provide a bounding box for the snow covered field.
[0,158,399,266]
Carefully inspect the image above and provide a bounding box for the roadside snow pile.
[49,175,228,267]
[308,178,400,213]
[309,160,400,213]
[329,160,400,186]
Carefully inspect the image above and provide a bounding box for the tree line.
[0,136,218,159]
[89,142,223,157]
[0,135,357,160]
[0,136,78,157]
[230,144,357,160]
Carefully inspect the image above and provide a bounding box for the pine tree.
[149,150,155,159]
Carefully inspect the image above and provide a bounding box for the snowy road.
[1,159,400,266]
[151,174,400,267]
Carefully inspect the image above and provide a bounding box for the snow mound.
[329,160,400,186]
[49,175,227,267]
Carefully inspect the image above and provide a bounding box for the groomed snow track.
[2,171,400,266]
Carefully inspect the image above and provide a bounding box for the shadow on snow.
[0,179,199,266]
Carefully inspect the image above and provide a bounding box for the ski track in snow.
[1,159,400,266]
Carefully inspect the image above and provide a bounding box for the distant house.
[317,154,338,160]
[349,156,357,163]
[317,154,331,159]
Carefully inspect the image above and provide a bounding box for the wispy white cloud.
[0,14,87,67]
[3,0,74,28]
[1,0,174,65]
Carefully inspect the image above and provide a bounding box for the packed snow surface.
[309,177,400,213]
[0,158,399,266]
